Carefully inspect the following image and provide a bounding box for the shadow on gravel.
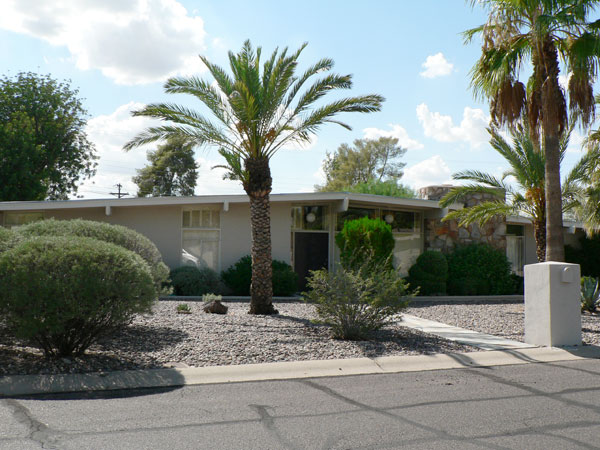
[96,324,189,353]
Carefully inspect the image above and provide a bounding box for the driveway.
[2,358,600,449]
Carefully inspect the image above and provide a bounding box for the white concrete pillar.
[524,262,581,347]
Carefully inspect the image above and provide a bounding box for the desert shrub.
[221,255,298,296]
[407,250,448,295]
[303,261,414,340]
[0,227,19,253]
[169,266,222,296]
[446,243,513,295]
[0,236,156,357]
[566,234,600,278]
[335,217,395,270]
[16,219,170,294]
[581,276,600,313]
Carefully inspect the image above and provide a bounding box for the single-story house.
[0,185,585,289]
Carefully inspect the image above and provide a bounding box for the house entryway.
[293,232,329,291]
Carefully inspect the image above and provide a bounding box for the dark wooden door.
[294,232,329,291]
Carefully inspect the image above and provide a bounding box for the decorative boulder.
[203,300,228,314]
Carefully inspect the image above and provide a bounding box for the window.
[381,210,417,233]
[336,208,377,231]
[291,205,329,231]
[4,212,44,228]
[181,208,220,270]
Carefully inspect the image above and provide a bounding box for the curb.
[2,345,599,397]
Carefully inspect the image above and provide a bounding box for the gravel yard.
[3,300,599,377]
[406,301,600,346]
[0,301,474,377]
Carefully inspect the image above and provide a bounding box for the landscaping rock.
[203,300,228,314]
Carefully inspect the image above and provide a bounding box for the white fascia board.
[0,192,442,212]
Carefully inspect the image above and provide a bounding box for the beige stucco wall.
[47,206,182,269]
[220,201,292,271]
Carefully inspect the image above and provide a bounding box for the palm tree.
[465,0,600,261]
[123,41,384,314]
[439,124,594,262]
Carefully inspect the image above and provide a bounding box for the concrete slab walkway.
[401,314,535,350]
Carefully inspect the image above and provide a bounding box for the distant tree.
[343,179,415,198]
[0,72,97,200]
[317,137,407,192]
[133,137,198,197]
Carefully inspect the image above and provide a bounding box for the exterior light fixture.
[384,213,394,224]
[306,212,316,223]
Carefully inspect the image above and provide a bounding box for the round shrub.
[335,217,395,270]
[446,243,513,295]
[221,255,298,296]
[169,266,222,296]
[17,219,170,294]
[407,250,448,296]
[0,236,156,357]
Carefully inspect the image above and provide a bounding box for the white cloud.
[559,72,572,91]
[416,103,489,148]
[566,129,585,153]
[420,53,454,79]
[402,155,452,190]
[362,124,424,150]
[77,101,246,198]
[0,0,207,85]
[194,157,244,195]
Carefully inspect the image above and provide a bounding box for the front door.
[293,232,329,291]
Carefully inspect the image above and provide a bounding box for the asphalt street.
[2,359,600,449]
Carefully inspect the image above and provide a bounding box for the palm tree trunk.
[541,39,565,262]
[244,157,277,315]
[533,219,546,262]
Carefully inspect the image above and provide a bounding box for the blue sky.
[0,0,591,198]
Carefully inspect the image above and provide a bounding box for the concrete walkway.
[401,314,534,350]
[2,314,599,397]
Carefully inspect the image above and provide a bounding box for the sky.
[0,0,593,199]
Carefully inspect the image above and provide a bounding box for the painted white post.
[524,262,581,347]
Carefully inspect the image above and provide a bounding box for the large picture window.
[181,208,220,270]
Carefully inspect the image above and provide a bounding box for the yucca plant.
[581,276,600,313]
[124,40,383,314]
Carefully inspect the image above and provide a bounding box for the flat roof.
[0,192,443,211]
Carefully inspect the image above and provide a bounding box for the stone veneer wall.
[418,185,506,253]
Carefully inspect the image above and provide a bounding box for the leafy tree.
[124,40,383,314]
[440,124,596,262]
[133,136,198,197]
[465,1,600,261]
[317,137,408,192]
[0,72,97,200]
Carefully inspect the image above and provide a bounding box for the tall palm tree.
[439,124,594,262]
[465,0,600,261]
[124,41,384,314]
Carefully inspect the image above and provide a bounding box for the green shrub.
[335,217,395,270]
[0,236,156,357]
[303,261,414,340]
[176,303,192,314]
[581,276,600,313]
[16,219,170,294]
[0,227,19,253]
[407,250,448,295]
[221,255,298,296]
[446,243,513,295]
[566,234,600,278]
[169,266,222,296]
